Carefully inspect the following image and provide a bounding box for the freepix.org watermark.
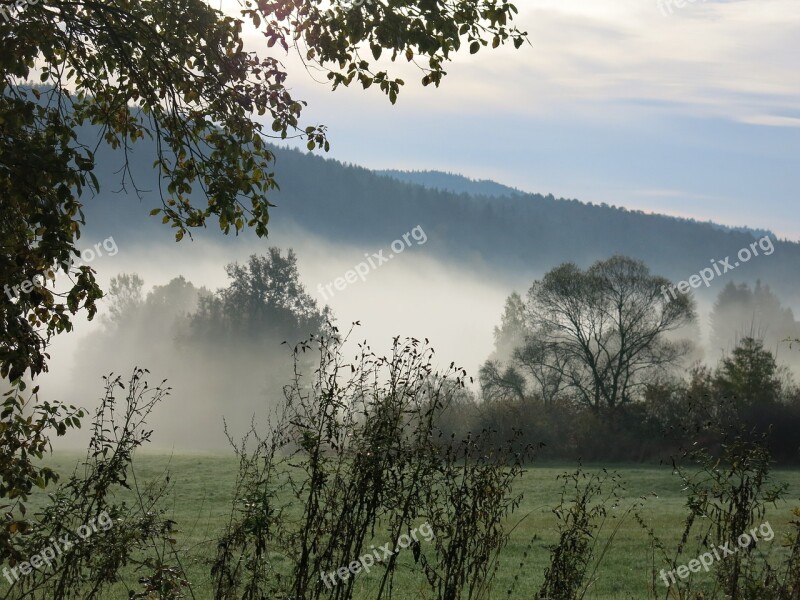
[317,225,427,301]
[320,522,435,589]
[0,0,39,22]
[657,0,706,16]
[659,521,774,586]
[3,236,119,301]
[661,235,775,304]
[2,511,114,584]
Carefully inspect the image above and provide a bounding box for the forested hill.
[375,170,523,198]
[80,141,800,300]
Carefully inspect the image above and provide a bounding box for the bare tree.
[479,360,527,403]
[522,256,695,411]
[512,336,569,407]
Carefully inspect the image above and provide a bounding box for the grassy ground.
[8,452,800,599]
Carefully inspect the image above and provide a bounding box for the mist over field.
[35,227,514,449]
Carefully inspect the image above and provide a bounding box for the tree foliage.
[189,249,329,344]
[0,0,527,383]
[712,336,786,423]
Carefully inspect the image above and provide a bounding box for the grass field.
[9,452,800,599]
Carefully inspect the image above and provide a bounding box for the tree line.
[461,256,800,462]
[77,250,800,462]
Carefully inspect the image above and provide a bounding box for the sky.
[232,0,800,239]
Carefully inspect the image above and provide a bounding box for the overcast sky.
[231,0,800,239]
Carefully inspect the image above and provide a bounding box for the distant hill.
[378,170,774,240]
[75,134,800,303]
[376,170,522,198]
[709,222,775,240]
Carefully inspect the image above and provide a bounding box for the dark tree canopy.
[714,337,783,410]
[189,249,329,344]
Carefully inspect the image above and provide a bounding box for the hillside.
[375,169,523,198]
[78,140,800,302]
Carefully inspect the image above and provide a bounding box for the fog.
[35,225,512,450]
[30,216,800,453]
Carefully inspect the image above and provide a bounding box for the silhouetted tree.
[189,249,329,346]
[714,337,783,410]
[485,256,695,411]
[479,360,526,402]
[106,274,145,325]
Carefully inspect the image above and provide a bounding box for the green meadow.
[12,452,799,599]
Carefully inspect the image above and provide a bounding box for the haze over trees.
[462,256,800,463]
[189,250,329,346]
[72,249,327,446]
[481,256,695,411]
[709,280,800,362]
